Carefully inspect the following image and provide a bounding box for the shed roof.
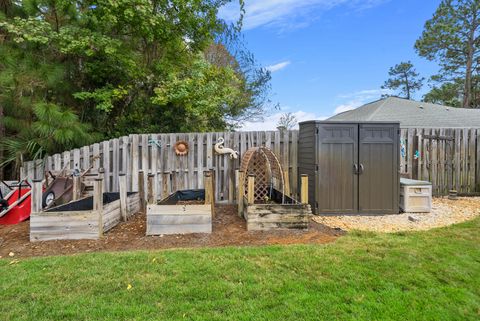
[327,97,480,128]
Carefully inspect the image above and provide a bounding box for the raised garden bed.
[241,188,311,231]
[30,179,140,241]
[238,147,312,231]
[146,172,214,235]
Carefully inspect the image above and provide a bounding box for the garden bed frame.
[30,175,141,241]
[146,171,214,235]
[237,147,312,231]
[238,173,312,231]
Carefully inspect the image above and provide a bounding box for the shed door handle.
[353,164,359,174]
[359,164,365,174]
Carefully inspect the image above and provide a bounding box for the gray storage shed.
[299,121,400,215]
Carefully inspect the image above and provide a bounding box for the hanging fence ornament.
[214,137,239,159]
[174,141,189,156]
[414,150,420,160]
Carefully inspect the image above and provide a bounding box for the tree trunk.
[463,24,476,108]
[404,72,411,100]
[463,57,473,108]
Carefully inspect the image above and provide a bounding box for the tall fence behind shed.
[399,128,480,196]
[20,128,480,200]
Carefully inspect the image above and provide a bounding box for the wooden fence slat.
[188,133,195,189]
[476,129,480,193]
[73,149,80,171]
[454,129,461,192]
[290,130,298,198]
[406,129,414,176]
[112,138,119,192]
[131,134,139,192]
[468,129,476,193]
[102,140,110,192]
[121,136,131,191]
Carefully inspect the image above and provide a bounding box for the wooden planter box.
[30,192,140,241]
[238,174,312,231]
[147,203,212,235]
[146,171,214,236]
[242,198,312,231]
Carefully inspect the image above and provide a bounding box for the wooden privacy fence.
[21,131,300,202]
[20,128,480,200]
[399,128,480,196]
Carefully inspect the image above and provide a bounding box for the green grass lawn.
[2,219,480,321]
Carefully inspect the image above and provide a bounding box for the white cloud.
[266,61,291,73]
[333,88,391,114]
[240,110,328,131]
[219,0,388,31]
[334,103,357,114]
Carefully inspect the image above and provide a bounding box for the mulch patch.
[0,205,344,259]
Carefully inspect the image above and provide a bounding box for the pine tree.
[382,61,424,99]
[415,0,480,108]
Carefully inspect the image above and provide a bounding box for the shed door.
[317,124,358,214]
[358,124,399,214]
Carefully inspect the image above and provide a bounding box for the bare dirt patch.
[313,197,480,233]
[0,205,342,258]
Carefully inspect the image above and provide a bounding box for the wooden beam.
[93,178,104,237]
[247,174,255,205]
[119,174,127,221]
[204,170,214,218]
[147,173,155,205]
[138,170,145,214]
[237,171,245,217]
[31,179,43,213]
[72,175,81,201]
[301,174,308,204]
[283,169,290,197]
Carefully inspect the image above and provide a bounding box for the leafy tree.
[0,0,269,178]
[381,61,424,99]
[0,103,94,176]
[276,112,297,132]
[423,81,463,107]
[415,0,480,108]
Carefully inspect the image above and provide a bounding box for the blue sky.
[220,0,442,130]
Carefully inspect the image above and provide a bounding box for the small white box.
[400,178,432,213]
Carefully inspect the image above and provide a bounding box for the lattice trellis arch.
[239,147,285,203]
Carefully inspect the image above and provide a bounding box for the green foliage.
[423,81,463,107]
[152,54,246,132]
[0,0,266,177]
[382,61,424,99]
[0,103,95,174]
[415,0,480,108]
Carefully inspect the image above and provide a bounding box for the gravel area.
[313,197,480,233]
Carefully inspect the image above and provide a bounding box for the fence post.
[204,171,214,218]
[283,169,290,197]
[300,174,308,205]
[228,171,235,204]
[72,176,81,201]
[119,174,127,221]
[237,171,245,217]
[31,179,43,213]
[93,178,104,237]
[138,170,146,214]
[147,173,155,205]
[247,174,255,205]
